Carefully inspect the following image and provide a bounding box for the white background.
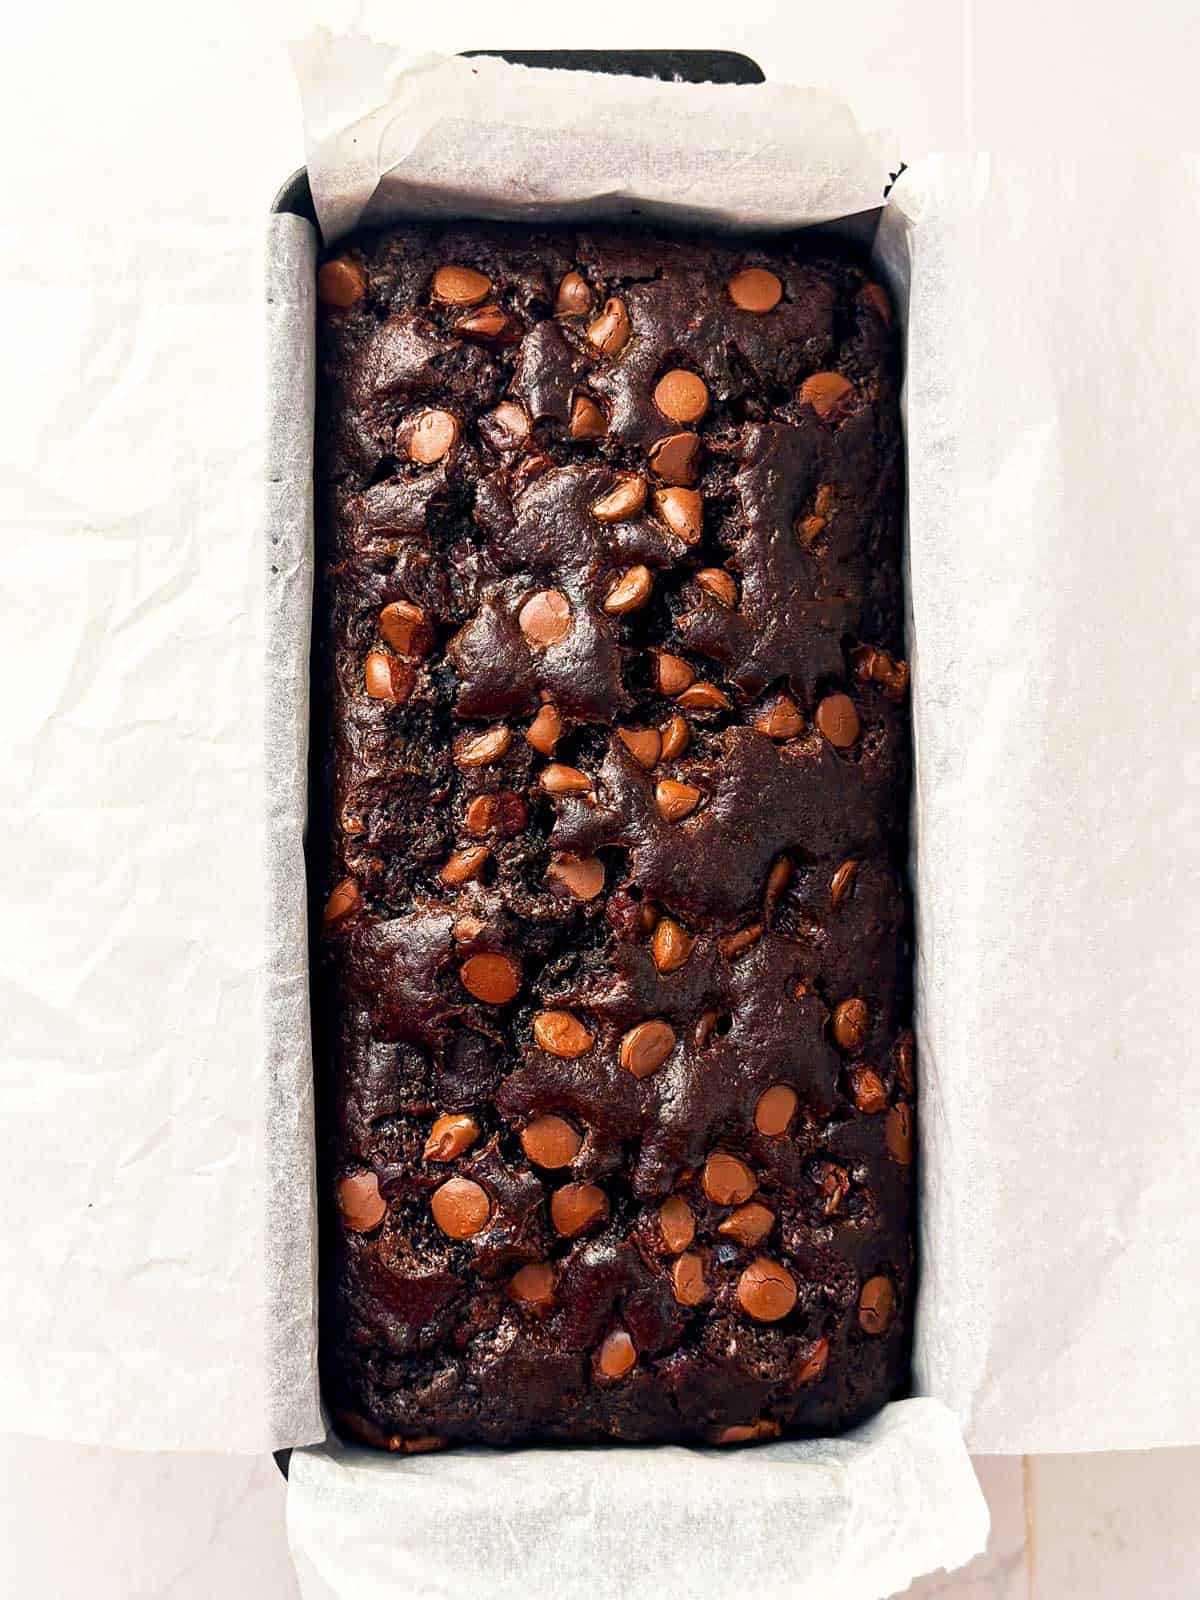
[2,0,1197,1594]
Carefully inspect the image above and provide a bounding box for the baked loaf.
[313,221,914,1449]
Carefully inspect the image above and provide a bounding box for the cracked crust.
[311,220,914,1448]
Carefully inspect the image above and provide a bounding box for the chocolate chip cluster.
[313,221,913,1450]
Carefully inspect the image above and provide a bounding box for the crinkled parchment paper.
[281,43,987,1600]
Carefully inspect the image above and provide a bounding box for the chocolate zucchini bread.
[312,220,914,1449]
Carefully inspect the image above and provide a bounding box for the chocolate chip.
[671,1252,709,1306]
[676,682,731,711]
[754,696,804,740]
[619,1020,676,1079]
[854,643,909,701]
[895,1030,917,1094]
[526,703,564,754]
[465,795,496,835]
[830,858,860,907]
[659,713,690,759]
[406,408,459,464]
[850,643,878,683]
[519,589,572,648]
[454,724,512,767]
[546,853,605,900]
[718,923,762,958]
[695,568,737,606]
[323,877,362,927]
[555,271,593,316]
[591,475,647,522]
[532,1009,595,1060]
[459,952,521,1005]
[520,1114,582,1168]
[378,600,431,657]
[337,1169,386,1231]
[754,1084,798,1137]
[335,1412,402,1450]
[364,650,414,703]
[848,1066,888,1114]
[495,792,529,834]
[654,369,709,424]
[539,762,593,796]
[550,1181,608,1236]
[709,1419,781,1445]
[799,371,853,419]
[858,1274,895,1333]
[396,1435,446,1455]
[655,779,702,822]
[702,1151,756,1206]
[431,1176,491,1239]
[765,857,792,907]
[659,1195,695,1253]
[648,431,702,485]
[653,652,695,696]
[455,304,519,343]
[886,1103,914,1164]
[832,998,869,1053]
[617,726,661,769]
[604,565,653,614]
[587,297,630,356]
[728,267,783,313]
[423,1113,480,1162]
[480,401,531,453]
[318,258,367,308]
[876,654,910,700]
[509,1261,556,1310]
[737,1256,797,1321]
[597,1327,637,1378]
[792,1336,829,1386]
[650,916,694,974]
[569,394,607,439]
[653,486,703,545]
[432,264,491,306]
[717,1202,775,1246]
[511,452,553,492]
[439,845,489,886]
[815,692,860,749]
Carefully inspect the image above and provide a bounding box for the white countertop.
[3,0,1194,1593]
[2,1436,1197,1598]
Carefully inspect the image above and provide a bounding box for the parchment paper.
[292,40,896,242]
[279,43,989,1600]
[264,213,325,1450]
[290,46,1200,1466]
[1,32,1192,1579]
[286,1400,986,1600]
[876,154,1200,1451]
[0,218,314,1454]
